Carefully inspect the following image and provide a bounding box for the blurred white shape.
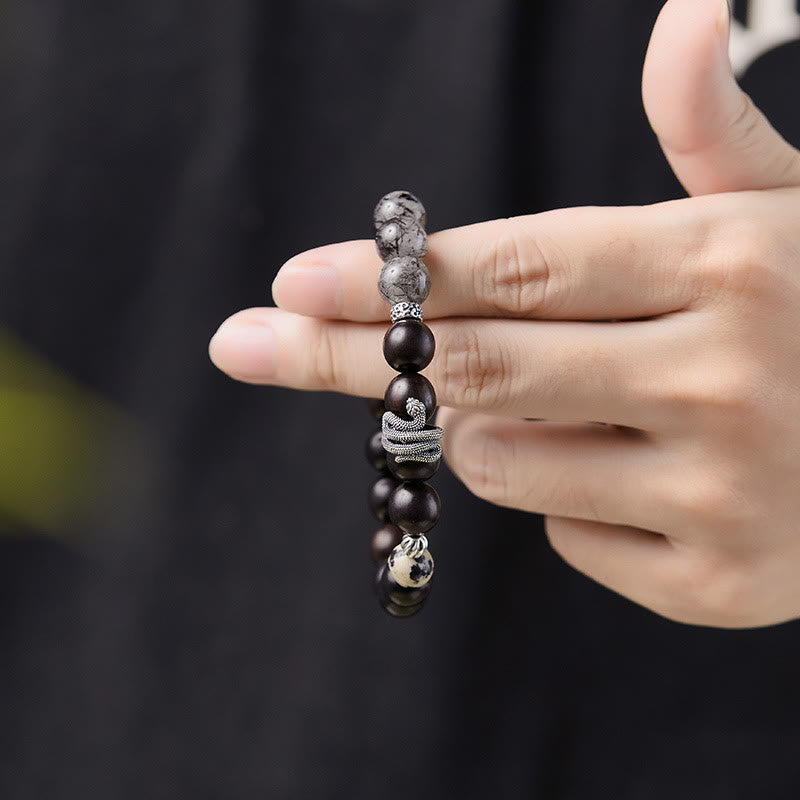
[729,0,800,76]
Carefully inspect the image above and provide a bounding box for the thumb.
[642,0,800,196]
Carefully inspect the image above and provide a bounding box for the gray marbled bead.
[373,190,427,230]
[375,218,427,260]
[378,256,430,305]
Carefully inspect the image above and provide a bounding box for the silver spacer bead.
[390,302,423,324]
[400,533,429,558]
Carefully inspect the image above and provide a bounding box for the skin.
[209,0,800,628]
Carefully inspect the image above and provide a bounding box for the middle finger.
[210,306,686,429]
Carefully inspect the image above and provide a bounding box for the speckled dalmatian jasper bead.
[378,255,431,305]
[373,190,426,230]
[375,218,427,260]
[387,543,434,588]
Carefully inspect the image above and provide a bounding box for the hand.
[209,0,800,628]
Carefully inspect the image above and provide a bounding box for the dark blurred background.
[1,1,799,797]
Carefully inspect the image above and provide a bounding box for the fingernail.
[272,261,341,316]
[209,317,275,380]
[717,0,732,45]
[718,0,730,32]
[717,0,733,75]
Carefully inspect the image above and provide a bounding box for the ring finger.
[440,410,673,534]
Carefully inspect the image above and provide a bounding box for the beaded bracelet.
[365,191,444,618]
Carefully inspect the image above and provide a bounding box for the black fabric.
[1,1,799,797]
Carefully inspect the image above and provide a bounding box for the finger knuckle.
[307,322,342,390]
[458,428,515,505]
[726,92,762,154]
[665,551,758,626]
[436,324,515,410]
[669,466,755,533]
[700,217,784,303]
[661,358,767,427]
[702,365,762,421]
[472,218,561,316]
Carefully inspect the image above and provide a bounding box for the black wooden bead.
[374,563,431,612]
[365,397,386,420]
[379,596,427,618]
[365,429,387,471]
[386,451,440,481]
[388,480,441,534]
[384,373,436,420]
[383,319,435,372]
[368,475,399,523]
[370,524,403,563]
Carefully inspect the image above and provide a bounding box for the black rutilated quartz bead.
[384,373,436,420]
[383,319,435,373]
[373,190,426,231]
[376,218,427,261]
[370,524,404,564]
[386,452,440,482]
[388,480,441,535]
[368,475,399,523]
[365,429,387,471]
[378,256,431,305]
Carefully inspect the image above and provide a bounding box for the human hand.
[209,0,800,628]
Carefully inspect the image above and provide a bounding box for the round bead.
[375,219,427,260]
[365,397,386,420]
[388,480,441,535]
[381,600,426,618]
[387,543,435,588]
[374,562,432,610]
[386,451,440,482]
[383,319,435,372]
[368,474,399,523]
[365,429,387,471]
[384,373,436,420]
[370,524,404,563]
[378,256,430,305]
[373,190,426,230]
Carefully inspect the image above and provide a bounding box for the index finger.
[271,198,712,322]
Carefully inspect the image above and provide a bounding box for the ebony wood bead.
[374,563,432,610]
[386,451,440,481]
[388,480,441,534]
[384,373,436,420]
[365,397,386,420]
[365,429,387,471]
[368,475,399,523]
[383,319,435,372]
[379,596,427,618]
[370,524,404,563]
